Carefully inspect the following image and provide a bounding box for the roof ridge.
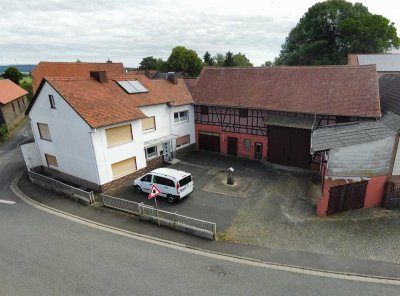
[38,61,124,65]
[203,65,376,70]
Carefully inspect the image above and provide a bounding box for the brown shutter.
[141,117,156,131]
[111,157,137,179]
[176,135,190,147]
[105,124,133,147]
[45,154,58,167]
[38,123,51,140]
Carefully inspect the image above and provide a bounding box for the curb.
[11,171,400,285]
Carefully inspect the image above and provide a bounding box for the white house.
[22,70,195,191]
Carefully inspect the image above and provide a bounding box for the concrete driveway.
[110,150,400,264]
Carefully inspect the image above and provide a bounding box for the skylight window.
[117,80,148,94]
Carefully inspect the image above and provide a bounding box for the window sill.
[176,143,190,150]
[143,129,156,134]
[174,120,189,125]
[146,155,158,160]
[40,138,53,142]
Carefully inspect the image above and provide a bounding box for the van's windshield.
[179,175,192,187]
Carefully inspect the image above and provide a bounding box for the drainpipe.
[89,128,101,187]
[169,101,175,159]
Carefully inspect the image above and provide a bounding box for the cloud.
[0,0,398,66]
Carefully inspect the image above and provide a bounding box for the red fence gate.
[327,181,368,215]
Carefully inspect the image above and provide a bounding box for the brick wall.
[101,156,164,192]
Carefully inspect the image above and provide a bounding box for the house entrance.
[254,142,263,160]
[227,137,238,156]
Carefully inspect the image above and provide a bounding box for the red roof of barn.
[0,79,28,105]
[191,66,381,118]
[28,73,193,128]
[31,61,126,92]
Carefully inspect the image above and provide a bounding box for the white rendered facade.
[25,81,195,188]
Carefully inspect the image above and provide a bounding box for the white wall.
[328,136,395,177]
[20,142,41,170]
[91,120,146,185]
[391,137,400,175]
[170,104,195,151]
[28,82,99,184]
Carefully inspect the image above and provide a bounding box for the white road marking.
[10,172,400,286]
[0,199,16,205]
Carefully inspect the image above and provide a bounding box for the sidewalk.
[17,172,400,279]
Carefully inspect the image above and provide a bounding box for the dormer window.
[49,95,56,109]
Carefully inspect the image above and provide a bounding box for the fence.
[102,194,217,240]
[28,170,95,205]
[384,181,400,209]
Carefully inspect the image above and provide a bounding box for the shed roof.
[192,66,380,118]
[347,54,400,72]
[379,74,400,115]
[0,79,28,104]
[311,118,396,152]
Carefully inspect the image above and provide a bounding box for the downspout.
[89,128,101,188]
[169,101,175,159]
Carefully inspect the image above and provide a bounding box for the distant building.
[0,79,28,130]
[347,54,400,75]
[31,61,126,92]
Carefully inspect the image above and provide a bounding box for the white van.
[133,168,194,203]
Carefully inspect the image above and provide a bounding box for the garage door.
[198,131,220,152]
[268,126,311,168]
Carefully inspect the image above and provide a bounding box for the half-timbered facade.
[191,66,381,169]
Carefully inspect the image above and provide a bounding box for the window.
[153,175,175,187]
[179,175,192,187]
[174,110,188,123]
[239,109,248,118]
[45,154,58,168]
[105,124,133,147]
[145,146,157,159]
[111,157,137,179]
[140,174,152,182]
[17,100,21,112]
[243,139,251,149]
[37,123,52,141]
[176,135,190,148]
[49,95,56,108]
[200,106,208,115]
[141,116,156,131]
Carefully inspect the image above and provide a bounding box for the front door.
[227,137,238,156]
[254,142,263,160]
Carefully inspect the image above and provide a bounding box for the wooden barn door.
[198,131,220,152]
[327,181,368,215]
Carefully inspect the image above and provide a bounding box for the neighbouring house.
[21,70,195,192]
[311,113,400,216]
[189,66,381,169]
[0,79,28,130]
[31,61,126,93]
[347,54,400,76]
[379,74,400,115]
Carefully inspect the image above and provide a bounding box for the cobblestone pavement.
[180,151,400,264]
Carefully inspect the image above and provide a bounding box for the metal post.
[154,197,160,226]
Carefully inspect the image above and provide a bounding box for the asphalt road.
[1,126,399,295]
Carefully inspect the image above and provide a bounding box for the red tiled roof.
[192,66,381,118]
[0,79,28,105]
[32,73,193,128]
[31,62,126,92]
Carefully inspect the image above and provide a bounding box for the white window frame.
[174,110,189,124]
[145,146,158,159]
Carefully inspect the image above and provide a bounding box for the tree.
[167,46,203,76]
[233,52,253,66]
[223,51,236,67]
[213,53,225,66]
[261,61,274,67]
[139,56,158,70]
[275,0,400,65]
[1,67,22,84]
[203,51,214,66]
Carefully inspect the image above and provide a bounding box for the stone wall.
[101,155,164,192]
[175,143,196,158]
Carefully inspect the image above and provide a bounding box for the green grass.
[20,76,32,86]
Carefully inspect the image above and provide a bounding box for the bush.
[0,123,8,142]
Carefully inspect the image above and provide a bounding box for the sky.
[0,0,399,67]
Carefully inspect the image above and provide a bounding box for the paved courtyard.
[112,151,400,264]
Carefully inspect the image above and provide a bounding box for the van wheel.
[167,195,175,204]
[134,185,142,193]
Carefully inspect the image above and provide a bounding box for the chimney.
[167,73,178,85]
[90,71,108,83]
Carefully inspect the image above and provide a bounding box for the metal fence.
[28,170,95,205]
[102,194,217,240]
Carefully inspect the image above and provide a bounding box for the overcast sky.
[0,0,399,67]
